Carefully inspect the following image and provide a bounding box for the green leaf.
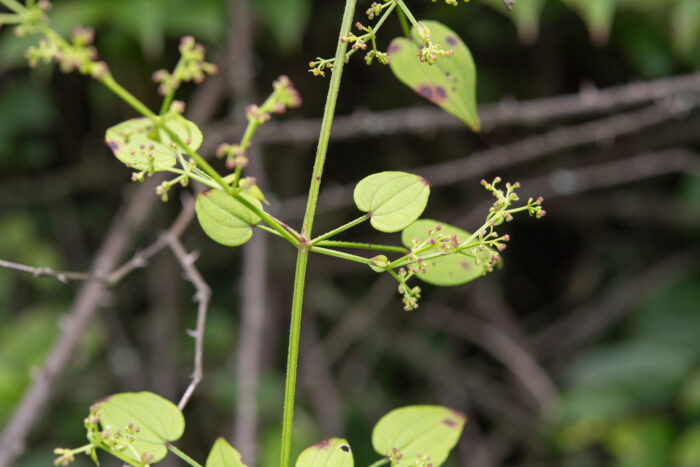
[401,219,493,286]
[372,405,467,467]
[96,391,184,464]
[206,438,248,467]
[563,0,616,45]
[195,190,262,246]
[295,438,353,467]
[104,115,203,171]
[481,0,546,43]
[354,172,430,233]
[674,423,700,467]
[388,20,480,131]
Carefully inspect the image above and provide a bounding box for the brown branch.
[0,197,194,287]
[227,0,270,464]
[164,233,212,411]
[424,307,557,411]
[202,71,700,150]
[532,246,700,362]
[280,100,699,218]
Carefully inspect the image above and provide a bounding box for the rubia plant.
[3,0,544,465]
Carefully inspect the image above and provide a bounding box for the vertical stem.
[300,0,357,238]
[279,1,357,466]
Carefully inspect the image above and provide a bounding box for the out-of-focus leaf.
[670,0,700,61]
[195,190,261,246]
[354,171,430,233]
[388,20,480,131]
[604,418,672,467]
[372,405,466,466]
[481,0,546,43]
[563,0,617,45]
[674,423,700,467]
[295,438,353,467]
[206,438,248,467]
[97,391,184,464]
[678,371,700,417]
[255,0,310,54]
[401,219,492,286]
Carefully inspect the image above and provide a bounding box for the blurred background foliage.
[0,0,699,466]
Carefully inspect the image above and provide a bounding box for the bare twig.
[424,308,557,411]
[165,233,212,411]
[0,259,94,284]
[0,197,195,287]
[203,71,700,149]
[532,246,700,362]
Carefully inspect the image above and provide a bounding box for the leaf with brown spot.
[388,20,480,131]
[372,405,467,466]
[295,438,354,467]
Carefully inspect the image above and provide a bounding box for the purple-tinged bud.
[504,234,510,241]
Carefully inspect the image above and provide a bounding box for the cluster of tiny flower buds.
[12,0,51,37]
[365,1,391,20]
[26,24,109,78]
[271,75,303,112]
[397,268,422,311]
[432,0,468,6]
[152,35,218,96]
[387,447,434,465]
[310,10,392,76]
[217,143,248,170]
[416,22,454,65]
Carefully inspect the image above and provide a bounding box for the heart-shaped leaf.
[206,438,248,467]
[295,438,353,467]
[95,391,184,465]
[105,115,203,171]
[354,171,430,233]
[388,20,479,131]
[195,190,262,247]
[401,219,495,286]
[372,405,467,467]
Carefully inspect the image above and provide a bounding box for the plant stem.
[396,4,411,36]
[396,0,421,30]
[168,445,202,467]
[316,240,408,254]
[279,250,309,467]
[279,1,357,466]
[310,246,373,266]
[309,214,369,245]
[0,0,24,14]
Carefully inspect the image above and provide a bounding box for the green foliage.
[401,219,493,286]
[105,116,203,172]
[295,438,354,467]
[353,171,430,233]
[206,438,248,467]
[255,0,310,54]
[195,191,262,247]
[96,392,184,464]
[372,405,467,466]
[388,20,480,131]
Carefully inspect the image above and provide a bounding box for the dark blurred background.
[0,0,699,466]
